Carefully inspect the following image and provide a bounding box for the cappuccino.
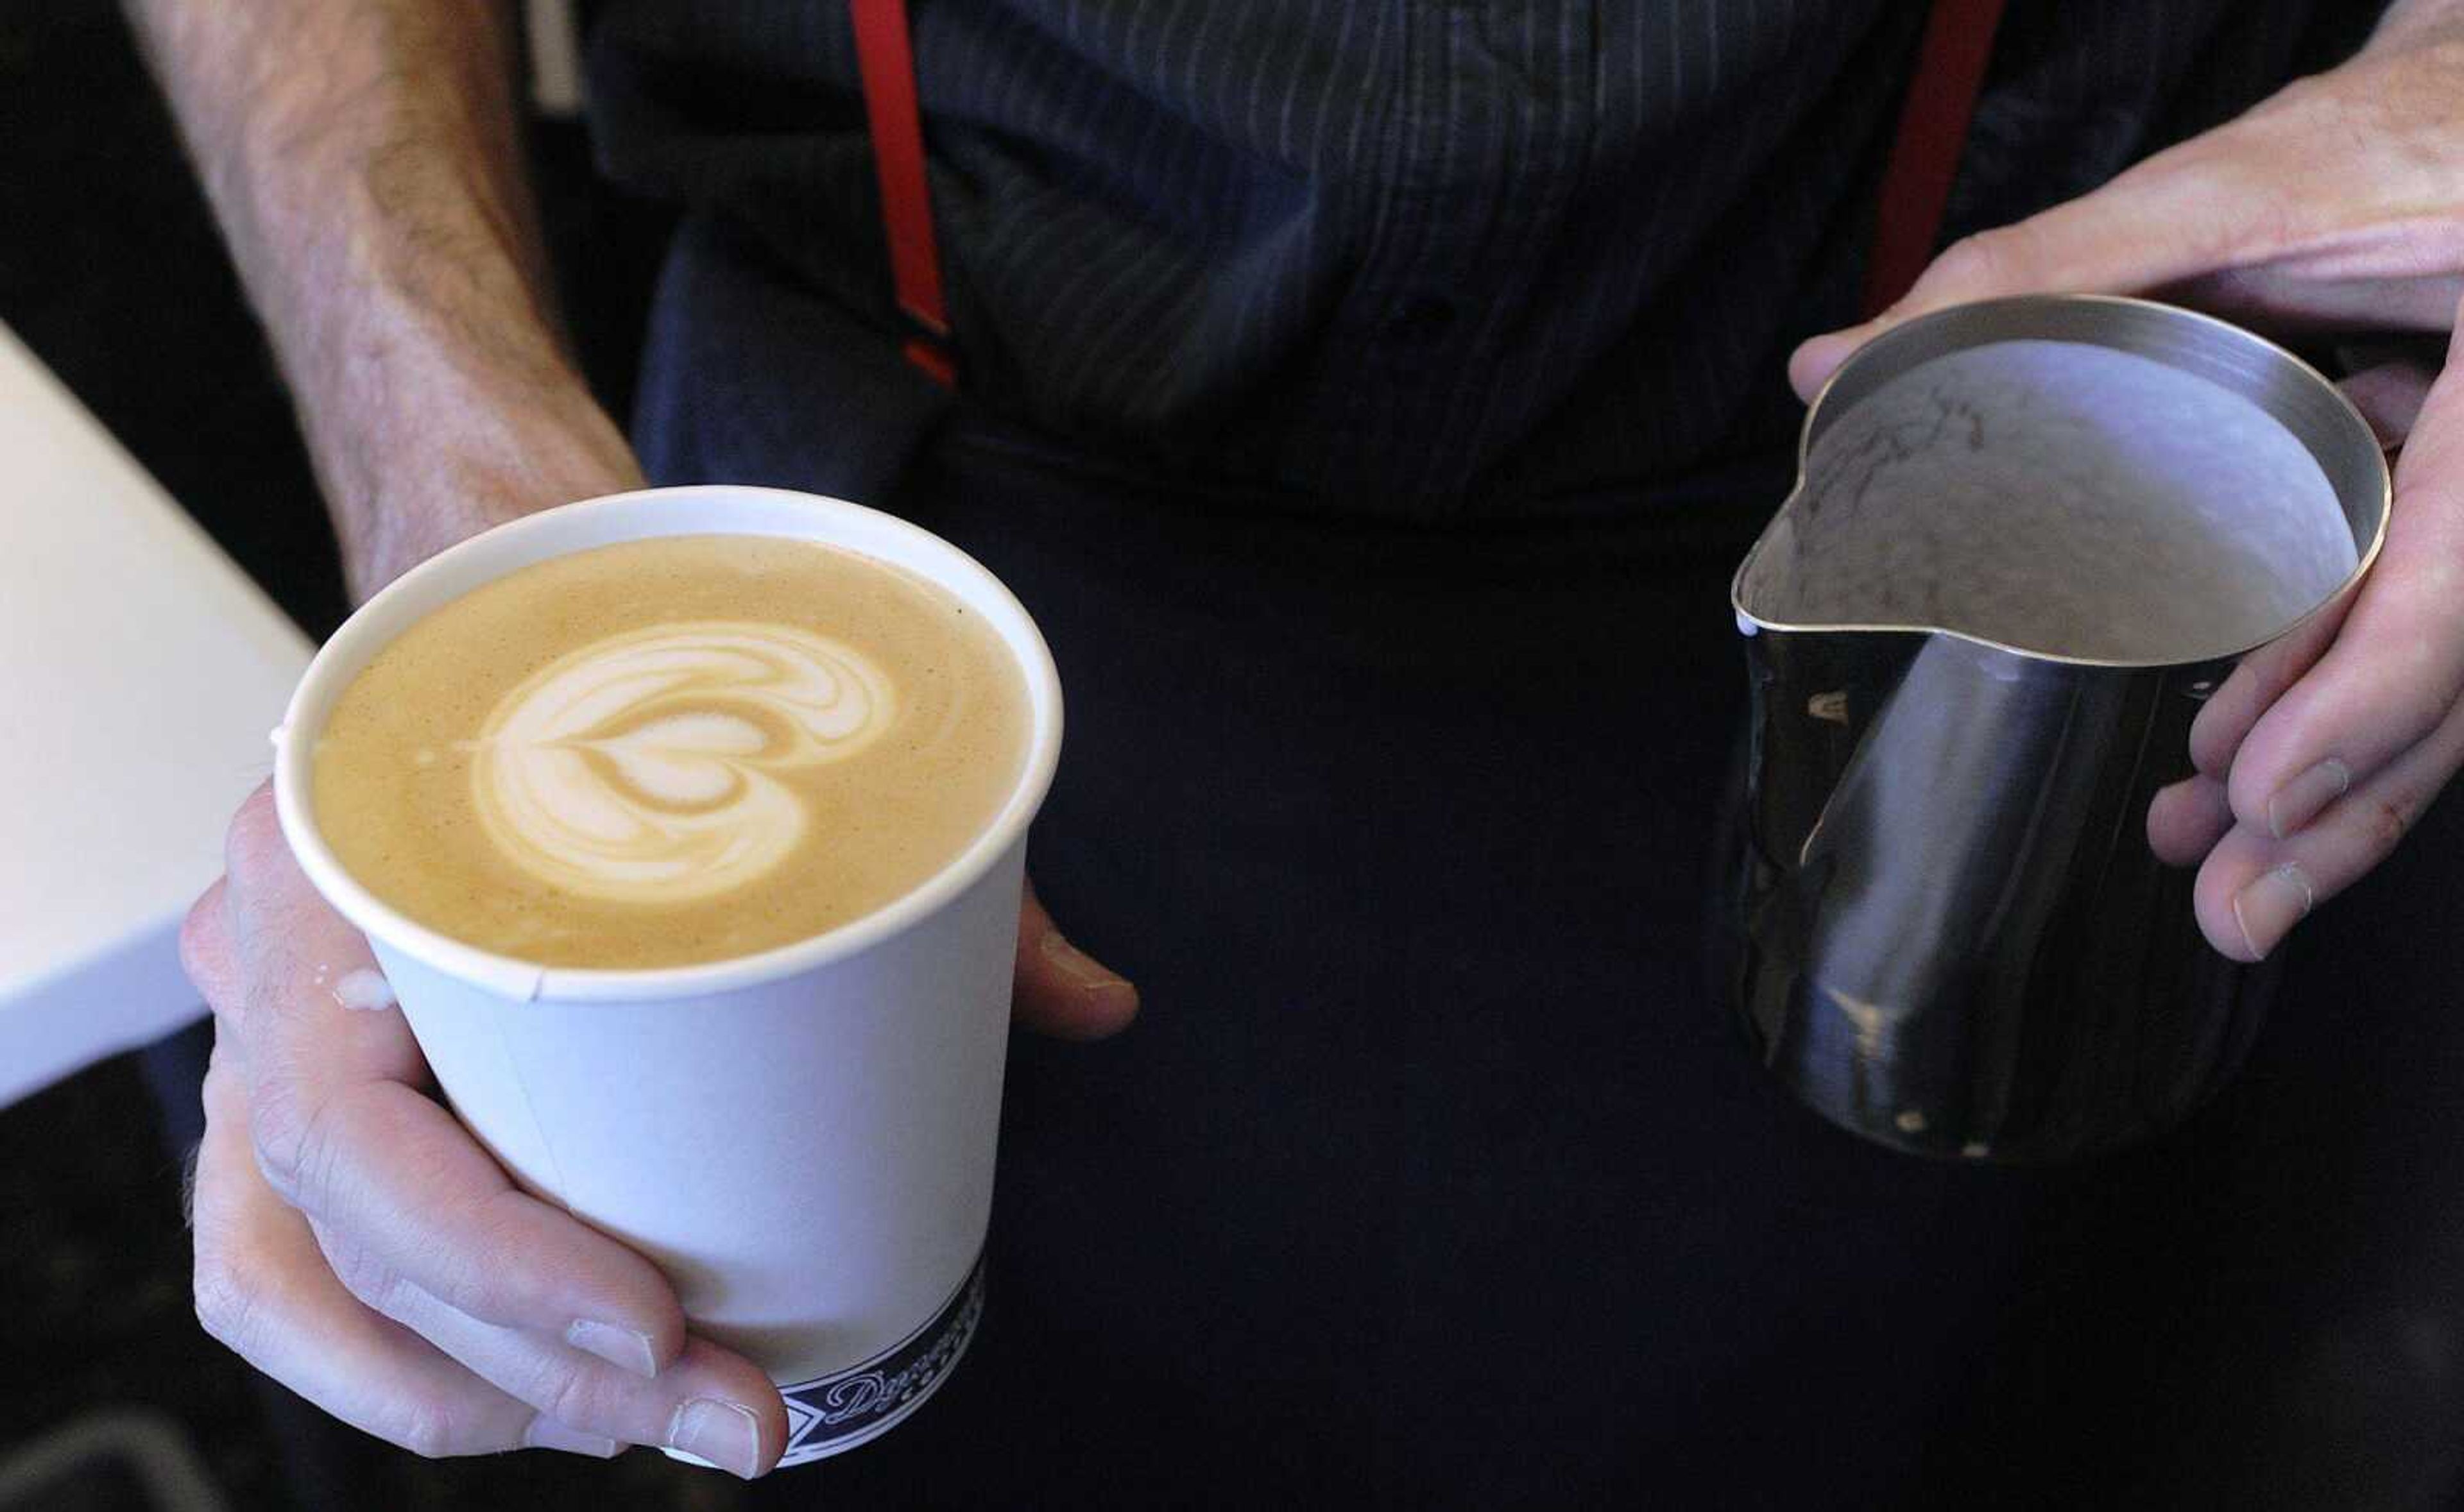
[311,534,1030,968]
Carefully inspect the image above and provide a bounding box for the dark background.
[5,3,2463,1508]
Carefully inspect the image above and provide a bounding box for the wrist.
[328,352,644,602]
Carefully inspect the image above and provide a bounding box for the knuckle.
[224,785,284,879]
[389,1398,471,1461]
[192,1254,261,1354]
[316,1227,395,1313]
[2361,796,2415,862]
[178,892,227,991]
[1923,231,2015,298]
[533,1363,606,1435]
[249,1110,307,1206]
[252,1091,341,1212]
[2250,70,2326,126]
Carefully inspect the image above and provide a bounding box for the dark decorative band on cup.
[776,1254,986,1466]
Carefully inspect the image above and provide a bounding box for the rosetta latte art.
[468,622,896,903]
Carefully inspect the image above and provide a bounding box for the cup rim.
[270,486,1063,1004]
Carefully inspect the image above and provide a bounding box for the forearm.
[126,0,637,597]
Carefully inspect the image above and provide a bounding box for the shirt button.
[1387,293,1459,341]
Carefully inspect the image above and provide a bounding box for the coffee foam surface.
[310,534,1028,969]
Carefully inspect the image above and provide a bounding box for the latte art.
[469,622,896,902]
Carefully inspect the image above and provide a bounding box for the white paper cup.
[270,487,1063,1466]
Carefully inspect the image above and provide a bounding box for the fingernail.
[666,1398,761,1479]
[1040,928,1133,999]
[2266,758,2350,840]
[567,1318,658,1379]
[524,1416,620,1458]
[2233,863,2315,960]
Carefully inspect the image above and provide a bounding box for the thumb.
[1788,128,2278,399]
[1011,879,1138,1041]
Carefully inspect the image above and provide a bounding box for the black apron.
[640,216,2041,1506]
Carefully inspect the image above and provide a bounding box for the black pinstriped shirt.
[588,1,2375,513]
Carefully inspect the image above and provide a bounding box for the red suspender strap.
[850,0,958,386]
[1862,0,2009,320]
[851,0,1996,377]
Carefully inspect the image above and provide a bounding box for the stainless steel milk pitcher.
[1726,296,2389,1163]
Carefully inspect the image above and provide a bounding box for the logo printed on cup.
[777,1258,987,1465]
